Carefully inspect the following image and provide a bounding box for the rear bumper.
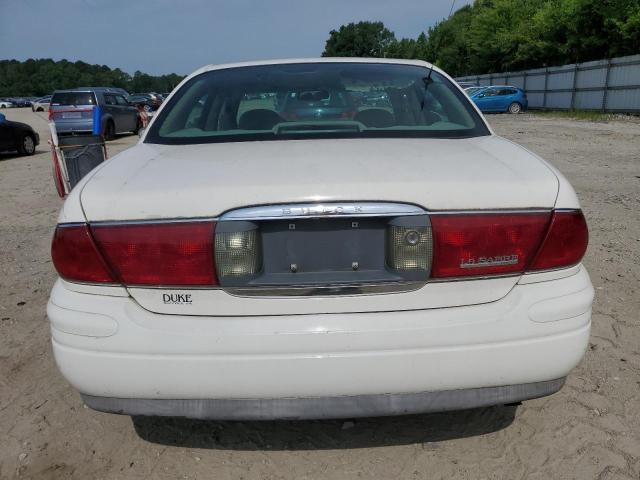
[48,267,593,418]
[53,119,92,134]
[82,378,565,420]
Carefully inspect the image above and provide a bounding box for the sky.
[0,0,473,76]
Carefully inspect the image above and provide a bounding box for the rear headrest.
[354,109,395,128]
[238,109,283,130]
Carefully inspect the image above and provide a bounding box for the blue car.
[469,85,528,114]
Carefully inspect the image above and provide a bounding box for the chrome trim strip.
[89,217,219,226]
[73,207,565,227]
[428,208,552,215]
[55,222,86,228]
[220,202,426,221]
[226,281,425,297]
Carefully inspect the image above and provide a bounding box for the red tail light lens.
[91,221,217,286]
[529,210,588,270]
[52,225,116,283]
[431,213,550,278]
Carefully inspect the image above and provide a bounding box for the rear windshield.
[51,92,96,106]
[146,62,489,145]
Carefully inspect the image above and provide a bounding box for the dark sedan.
[0,112,40,155]
[8,97,32,108]
[128,93,163,112]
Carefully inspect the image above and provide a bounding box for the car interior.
[154,64,481,140]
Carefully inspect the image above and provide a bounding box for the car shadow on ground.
[131,405,517,450]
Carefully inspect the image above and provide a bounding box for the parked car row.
[3,90,169,111]
[0,96,42,108]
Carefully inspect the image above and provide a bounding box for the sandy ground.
[0,108,639,480]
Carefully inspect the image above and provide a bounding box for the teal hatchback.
[468,85,528,114]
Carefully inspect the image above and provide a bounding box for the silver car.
[31,96,51,112]
[50,88,141,139]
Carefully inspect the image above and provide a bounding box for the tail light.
[51,210,588,287]
[92,222,217,286]
[529,210,588,270]
[52,225,115,283]
[430,210,588,278]
[431,212,550,278]
[52,221,218,286]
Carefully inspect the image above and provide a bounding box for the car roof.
[175,58,445,100]
[53,87,126,93]
[189,57,439,79]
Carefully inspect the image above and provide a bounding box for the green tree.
[321,0,640,76]
[322,21,396,57]
[0,59,185,96]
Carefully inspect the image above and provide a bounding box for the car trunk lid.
[80,136,559,315]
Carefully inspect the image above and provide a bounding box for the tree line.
[322,0,640,77]
[0,58,185,97]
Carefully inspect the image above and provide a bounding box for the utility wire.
[448,0,456,17]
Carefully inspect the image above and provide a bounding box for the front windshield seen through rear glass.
[146,62,489,144]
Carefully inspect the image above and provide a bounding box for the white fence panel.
[455,54,640,112]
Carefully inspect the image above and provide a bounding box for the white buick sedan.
[48,59,593,420]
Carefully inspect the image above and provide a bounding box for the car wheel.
[18,134,36,156]
[37,107,43,112]
[508,102,522,114]
[103,120,116,141]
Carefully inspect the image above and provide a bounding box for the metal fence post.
[570,64,579,110]
[523,71,527,92]
[601,58,612,112]
[542,68,549,109]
